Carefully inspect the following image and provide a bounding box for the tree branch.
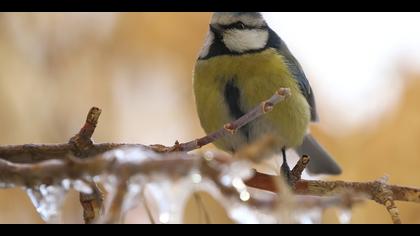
[68,107,104,223]
[0,87,419,224]
[245,159,420,224]
[150,87,291,152]
[0,88,291,163]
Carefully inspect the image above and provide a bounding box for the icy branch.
[0,87,419,224]
[245,163,420,224]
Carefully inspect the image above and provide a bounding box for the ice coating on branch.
[220,161,254,186]
[110,147,158,164]
[228,205,277,224]
[24,148,337,224]
[294,208,323,224]
[146,176,197,224]
[26,178,97,223]
[98,149,290,224]
[122,175,146,213]
[337,207,352,224]
[72,179,93,194]
[25,180,69,223]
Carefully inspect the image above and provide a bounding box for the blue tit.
[193,12,341,176]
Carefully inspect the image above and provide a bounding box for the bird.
[193,12,341,179]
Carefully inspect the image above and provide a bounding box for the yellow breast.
[193,48,310,152]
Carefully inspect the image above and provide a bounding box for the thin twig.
[1,142,417,223]
[149,87,291,152]
[80,181,104,224]
[0,88,291,162]
[68,107,105,224]
[245,156,418,224]
[0,88,419,224]
[0,143,146,163]
[290,155,310,183]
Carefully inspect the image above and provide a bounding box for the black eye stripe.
[224,22,246,29]
[220,21,267,30]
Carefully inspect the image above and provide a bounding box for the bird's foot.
[280,147,293,186]
[281,161,293,186]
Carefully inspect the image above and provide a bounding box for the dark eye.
[222,21,248,30]
[236,22,246,29]
[225,21,246,30]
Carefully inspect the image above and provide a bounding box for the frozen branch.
[0,87,419,224]
[245,158,420,224]
[0,149,272,221]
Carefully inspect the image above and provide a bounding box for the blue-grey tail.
[294,134,342,175]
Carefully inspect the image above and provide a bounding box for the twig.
[80,182,104,224]
[0,88,291,163]
[370,176,401,224]
[0,87,419,224]
[69,107,101,157]
[0,150,276,214]
[0,142,147,165]
[68,107,105,224]
[149,87,291,152]
[290,155,310,183]
[0,87,291,224]
[0,144,417,223]
[245,156,420,224]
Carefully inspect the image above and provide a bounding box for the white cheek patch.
[223,29,269,53]
[199,30,214,58]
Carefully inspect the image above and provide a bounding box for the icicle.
[192,158,279,224]
[146,177,196,224]
[72,180,93,194]
[101,147,159,217]
[294,208,323,224]
[100,148,204,223]
[221,161,254,185]
[25,180,70,223]
[337,207,352,224]
[99,172,147,223]
[97,148,328,224]
[228,204,278,224]
[122,175,145,213]
[193,178,277,224]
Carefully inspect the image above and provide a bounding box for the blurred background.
[0,12,419,224]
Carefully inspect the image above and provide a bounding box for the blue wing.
[282,49,319,122]
[267,28,319,122]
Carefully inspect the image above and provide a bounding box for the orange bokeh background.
[0,13,419,224]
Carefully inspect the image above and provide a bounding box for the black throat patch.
[224,79,250,142]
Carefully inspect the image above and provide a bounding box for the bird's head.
[199,12,270,58]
